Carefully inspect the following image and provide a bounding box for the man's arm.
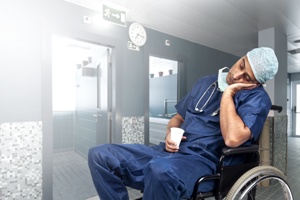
[165,114,185,152]
[220,83,257,148]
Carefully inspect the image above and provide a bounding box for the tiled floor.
[53,137,300,200]
[53,151,98,200]
[285,137,300,198]
[53,151,143,200]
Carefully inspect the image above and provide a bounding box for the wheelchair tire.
[225,165,293,200]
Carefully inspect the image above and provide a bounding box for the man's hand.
[224,83,259,96]
[165,131,186,152]
[164,114,185,152]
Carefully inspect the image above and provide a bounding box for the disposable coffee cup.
[170,127,185,147]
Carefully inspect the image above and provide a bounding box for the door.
[74,48,112,153]
[52,35,112,199]
[292,81,300,136]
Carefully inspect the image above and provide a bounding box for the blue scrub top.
[175,74,271,164]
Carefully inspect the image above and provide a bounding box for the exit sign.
[103,4,127,27]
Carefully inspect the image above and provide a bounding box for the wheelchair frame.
[190,105,293,200]
[190,145,293,200]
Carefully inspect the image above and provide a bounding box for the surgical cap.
[247,47,278,83]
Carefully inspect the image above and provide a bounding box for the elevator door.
[52,35,112,200]
[52,35,111,156]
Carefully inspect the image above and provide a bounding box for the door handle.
[93,114,103,117]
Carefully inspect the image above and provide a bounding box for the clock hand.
[135,34,144,39]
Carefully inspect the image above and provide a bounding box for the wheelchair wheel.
[225,165,293,200]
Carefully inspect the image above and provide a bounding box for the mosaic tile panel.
[122,116,144,144]
[260,115,288,174]
[0,121,42,200]
[267,116,274,166]
[272,115,288,174]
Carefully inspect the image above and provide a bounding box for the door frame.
[41,25,122,199]
[143,47,187,145]
[291,80,300,137]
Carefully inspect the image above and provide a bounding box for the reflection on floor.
[53,137,300,200]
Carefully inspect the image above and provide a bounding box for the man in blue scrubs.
[88,47,278,200]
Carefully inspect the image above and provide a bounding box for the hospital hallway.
[53,137,300,200]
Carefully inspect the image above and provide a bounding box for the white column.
[258,28,287,116]
[258,28,288,174]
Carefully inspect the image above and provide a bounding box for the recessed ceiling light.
[294,39,300,43]
[288,48,300,54]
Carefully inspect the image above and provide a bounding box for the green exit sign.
[103,4,127,27]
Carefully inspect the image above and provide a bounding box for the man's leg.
[88,144,129,199]
[142,154,216,200]
[88,143,166,199]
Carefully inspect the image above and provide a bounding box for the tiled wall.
[53,112,74,152]
[272,115,288,174]
[122,116,144,144]
[0,121,42,200]
[287,108,292,136]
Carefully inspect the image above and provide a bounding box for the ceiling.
[65,0,300,73]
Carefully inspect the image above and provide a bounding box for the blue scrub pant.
[88,143,215,200]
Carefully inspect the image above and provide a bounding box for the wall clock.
[128,23,147,47]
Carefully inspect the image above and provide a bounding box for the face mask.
[218,67,229,92]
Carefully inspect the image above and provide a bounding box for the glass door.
[52,35,111,200]
[74,48,111,153]
[292,81,300,136]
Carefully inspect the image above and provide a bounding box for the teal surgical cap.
[247,47,278,84]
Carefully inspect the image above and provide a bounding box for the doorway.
[149,56,179,145]
[292,81,300,136]
[52,35,112,199]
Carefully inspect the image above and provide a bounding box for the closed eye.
[244,74,251,81]
[240,64,245,70]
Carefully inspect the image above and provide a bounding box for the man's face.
[226,56,260,85]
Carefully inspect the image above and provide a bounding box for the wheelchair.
[190,105,293,200]
[136,105,293,199]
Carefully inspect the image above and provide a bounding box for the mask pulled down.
[218,67,229,92]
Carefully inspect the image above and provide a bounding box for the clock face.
[129,23,147,47]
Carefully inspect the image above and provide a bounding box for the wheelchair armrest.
[222,144,259,156]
